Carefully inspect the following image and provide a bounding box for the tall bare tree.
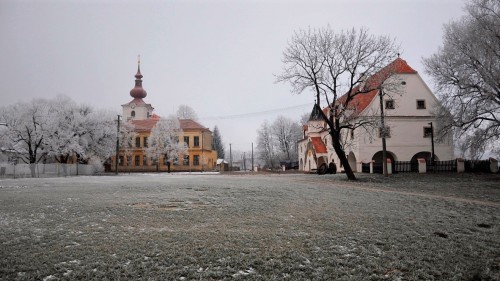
[271,116,302,161]
[176,104,198,120]
[423,0,500,159]
[256,120,277,168]
[277,27,399,180]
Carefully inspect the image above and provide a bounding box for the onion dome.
[130,57,147,99]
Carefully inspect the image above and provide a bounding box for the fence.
[361,158,497,174]
[0,163,103,178]
[464,160,491,173]
[394,161,418,173]
[426,160,457,172]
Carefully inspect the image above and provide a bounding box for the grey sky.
[0,0,465,152]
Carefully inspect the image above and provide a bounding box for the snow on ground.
[0,172,499,280]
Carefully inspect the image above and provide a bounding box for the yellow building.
[112,60,217,172]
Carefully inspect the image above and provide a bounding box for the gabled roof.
[129,117,208,133]
[310,137,327,154]
[180,119,208,131]
[333,58,417,115]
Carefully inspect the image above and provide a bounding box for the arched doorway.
[299,158,304,171]
[410,151,438,163]
[348,152,357,172]
[372,151,396,174]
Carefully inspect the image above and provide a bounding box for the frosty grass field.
[0,172,499,280]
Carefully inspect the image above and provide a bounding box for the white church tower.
[122,56,154,121]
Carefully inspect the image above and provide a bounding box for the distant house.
[298,57,454,173]
[112,61,217,172]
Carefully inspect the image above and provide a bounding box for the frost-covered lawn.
[0,173,499,280]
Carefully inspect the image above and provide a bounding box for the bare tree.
[423,0,500,159]
[176,104,198,120]
[271,116,302,161]
[277,27,399,180]
[145,115,187,171]
[256,120,277,168]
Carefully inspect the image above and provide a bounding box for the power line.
[200,101,326,121]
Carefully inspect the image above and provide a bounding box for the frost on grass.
[0,173,498,280]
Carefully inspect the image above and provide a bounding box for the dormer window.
[131,110,135,117]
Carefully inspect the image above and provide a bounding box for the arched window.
[131,111,136,117]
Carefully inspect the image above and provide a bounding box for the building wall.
[113,129,217,172]
[299,72,454,172]
[122,104,154,121]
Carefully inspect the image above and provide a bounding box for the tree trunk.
[330,131,356,180]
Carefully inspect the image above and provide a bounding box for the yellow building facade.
[111,61,217,172]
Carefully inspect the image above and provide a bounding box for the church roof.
[310,137,327,154]
[309,103,324,121]
[130,117,209,133]
[334,57,417,115]
[130,59,147,99]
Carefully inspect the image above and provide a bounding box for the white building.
[298,58,454,173]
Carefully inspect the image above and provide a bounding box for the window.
[184,136,189,147]
[350,129,355,140]
[119,156,124,166]
[131,111,135,117]
[135,155,140,166]
[194,136,200,147]
[194,155,200,166]
[143,155,148,166]
[126,156,131,166]
[143,137,148,147]
[183,155,190,166]
[417,100,426,109]
[423,127,433,138]
[378,126,391,138]
[135,137,141,148]
[385,100,395,109]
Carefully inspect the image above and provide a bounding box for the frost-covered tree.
[119,121,137,167]
[423,0,500,159]
[44,96,90,163]
[176,104,198,120]
[256,120,277,168]
[0,99,51,176]
[145,115,187,171]
[212,125,225,159]
[277,27,400,180]
[271,116,302,161]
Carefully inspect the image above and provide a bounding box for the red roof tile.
[333,58,417,115]
[311,137,327,153]
[130,118,208,133]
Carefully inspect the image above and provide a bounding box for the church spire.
[130,55,147,99]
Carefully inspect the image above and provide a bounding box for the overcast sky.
[0,0,465,153]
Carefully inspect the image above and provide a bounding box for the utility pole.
[379,88,388,177]
[115,115,121,175]
[428,122,435,165]
[243,152,246,171]
[229,143,232,172]
[251,142,254,172]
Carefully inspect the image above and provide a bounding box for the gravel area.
[0,172,499,280]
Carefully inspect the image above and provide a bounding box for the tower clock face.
[130,103,136,109]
